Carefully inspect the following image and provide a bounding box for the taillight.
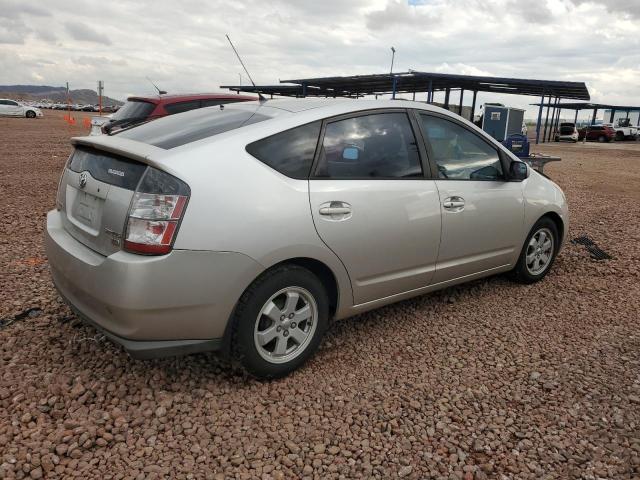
[123,167,190,255]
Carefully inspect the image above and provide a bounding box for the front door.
[309,111,442,305]
[416,113,524,283]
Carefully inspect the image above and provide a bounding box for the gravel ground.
[1,111,639,479]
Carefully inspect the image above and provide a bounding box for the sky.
[1,0,639,120]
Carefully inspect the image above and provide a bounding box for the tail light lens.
[123,167,190,255]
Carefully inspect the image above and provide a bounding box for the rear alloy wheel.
[231,265,328,378]
[597,135,606,143]
[510,217,559,284]
[25,110,36,118]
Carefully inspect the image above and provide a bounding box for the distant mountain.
[0,85,123,105]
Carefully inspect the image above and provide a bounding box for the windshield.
[117,103,275,149]
[111,100,155,121]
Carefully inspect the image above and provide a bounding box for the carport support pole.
[392,76,397,100]
[302,83,307,98]
[609,109,615,123]
[574,109,578,124]
[547,97,559,142]
[444,88,450,109]
[542,96,551,143]
[458,89,464,116]
[470,90,477,122]
[535,93,545,144]
[552,98,562,141]
[427,80,433,103]
[591,108,597,125]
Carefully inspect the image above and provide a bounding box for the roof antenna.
[225,34,266,102]
[146,76,167,95]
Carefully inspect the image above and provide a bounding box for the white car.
[0,99,43,118]
[555,123,579,142]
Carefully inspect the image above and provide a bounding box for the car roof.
[239,98,446,114]
[127,93,257,104]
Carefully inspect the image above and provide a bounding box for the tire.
[615,131,624,141]
[510,217,559,284]
[230,265,329,379]
[597,135,606,143]
[25,110,36,118]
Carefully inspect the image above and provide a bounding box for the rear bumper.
[45,210,264,356]
[60,290,223,359]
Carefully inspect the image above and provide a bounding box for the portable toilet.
[481,105,525,142]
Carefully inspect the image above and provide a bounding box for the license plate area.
[67,186,105,236]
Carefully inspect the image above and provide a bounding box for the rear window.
[68,146,147,190]
[246,122,321,179]
[111,100,155,121]
[117,105,271,149]
[164,100,201,115]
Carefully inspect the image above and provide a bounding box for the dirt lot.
[1,110,639,479]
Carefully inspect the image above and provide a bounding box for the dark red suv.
[578,125,616,142]
[103,93,256,134]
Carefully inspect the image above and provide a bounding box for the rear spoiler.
[70,136,183,179]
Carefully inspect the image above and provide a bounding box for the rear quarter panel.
[164,134,355,317]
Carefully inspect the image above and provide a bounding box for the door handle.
[319,206,351,215]
[443,196,465,210]
[318,201,352,220]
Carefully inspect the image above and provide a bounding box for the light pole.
[390,47,396,75]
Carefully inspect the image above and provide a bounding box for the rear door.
[415,112,524,283]
[58,147,148,255]
[309,110,441,305]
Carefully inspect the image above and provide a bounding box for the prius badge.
[79,171,88,189]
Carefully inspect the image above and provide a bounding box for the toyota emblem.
[79,172,88,189]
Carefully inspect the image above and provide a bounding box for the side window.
[419,114,504,181]
[0,100,6,105]
[164,100,201,115]
[7,101,18,106]
[246,121,321,179]
[315,112,422,179]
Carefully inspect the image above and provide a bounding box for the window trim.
[411,109,511,182]
[310,108,430,181]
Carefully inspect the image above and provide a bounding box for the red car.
[103,93,256,134]
[577,125,616,142]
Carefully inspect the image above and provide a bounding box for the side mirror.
[509,160,529,181]
[342,146,359,161]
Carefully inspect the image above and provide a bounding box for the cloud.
[0,0,50,19]
[64,22,111,45]
[0,0,637,119]
[569,0,640,19]
[366,0,441,30]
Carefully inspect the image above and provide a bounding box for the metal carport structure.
[221,71,590,144]
[530,101,640,143]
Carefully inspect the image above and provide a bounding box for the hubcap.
[525,227,554,275]
[253,287,317,364]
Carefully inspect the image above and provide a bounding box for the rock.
[313,444,326,454]
[70,383,86,398]
[29,467,43,479]
[398,465,413,477]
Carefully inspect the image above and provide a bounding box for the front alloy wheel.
[510,217,559,284]
[525,228,554,276]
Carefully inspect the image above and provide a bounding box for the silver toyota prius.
[45,99,568,378]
